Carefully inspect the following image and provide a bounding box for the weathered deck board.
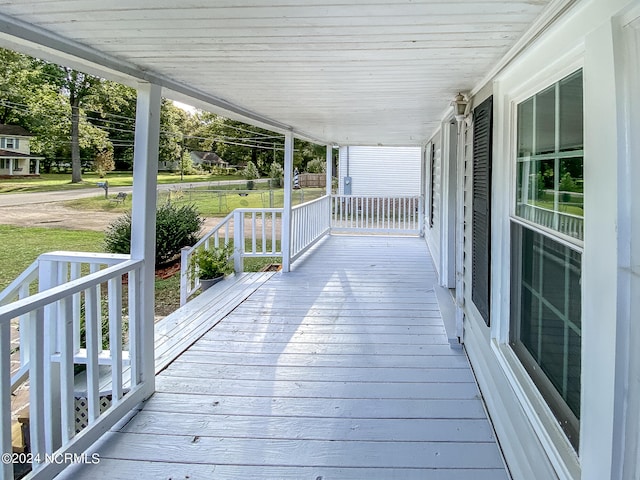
[178,350,470,368]
[143,392,489,419]
[62,458,508,480]
[57,235,508,480]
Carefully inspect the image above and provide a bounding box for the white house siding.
[452,1,640,479]
[337,146,421,196]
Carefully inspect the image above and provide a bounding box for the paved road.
[0,178,269,207]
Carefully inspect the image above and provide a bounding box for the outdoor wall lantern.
[452,93,470,122]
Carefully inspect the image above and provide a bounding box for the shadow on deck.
[58,235,509,480]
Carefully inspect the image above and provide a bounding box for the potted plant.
[190,244,234,291]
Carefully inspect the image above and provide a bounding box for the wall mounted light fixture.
[452,93,470,122]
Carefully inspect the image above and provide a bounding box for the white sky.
[172,100,196,114]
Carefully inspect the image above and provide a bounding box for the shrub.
[306,158,326,174]
[269,162,283,187]
[189,244,234,280]
[93,149,115,178]
[242,161,260,180]
[104,203,204,266]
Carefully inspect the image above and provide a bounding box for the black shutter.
[472,96,493,326]
[429,144,435,228]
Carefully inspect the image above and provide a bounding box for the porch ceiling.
[0,1,562,146]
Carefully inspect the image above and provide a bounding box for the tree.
[190,111,281,173]
[0,48,68,172]
[88,82,137,170]
[160,100,191,168]
[306,158,326,173]
[93,149,115,177]
[51,67,106,183]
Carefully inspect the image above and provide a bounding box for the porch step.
[154,272,275,374]
[12,408,29,453]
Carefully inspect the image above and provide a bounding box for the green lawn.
[0,225,281,315]
[532,200,584,216]
[0,172,244,194]
[0,225,105,291]
[66,187,326,215]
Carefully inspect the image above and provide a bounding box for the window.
[515,70,583,241]
[0,159,6,169]
[6,138,14,149]
[511,70,583,451]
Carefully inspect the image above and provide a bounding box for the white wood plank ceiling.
[0,0,559,146]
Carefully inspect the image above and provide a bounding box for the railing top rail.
[332,194,421,199]
[190,211,235,250]
[518,202,584,220]
[292,195,330,210]
[0,258,142,323]
[234,207,284,213]
[38,251,131,264]
[0,260,38,305]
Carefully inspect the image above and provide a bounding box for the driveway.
[0,179,271,231]
[0,179,267,207]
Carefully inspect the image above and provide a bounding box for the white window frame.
[490,52,585,479]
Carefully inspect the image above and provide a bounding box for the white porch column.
[130,82,161,395]
[325,144,333,197]
[8,159,13,176]
[35,159,40,175]
[282,132,293,272]
[419,144,427,236]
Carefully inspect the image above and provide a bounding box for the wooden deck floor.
[58,235,509,480]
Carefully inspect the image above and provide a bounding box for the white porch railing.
[0,252,148,480]
[516,203,584,241]
[331,195,423,234]
[291,196,332,261]
[180,194,424,304]
[180,208,283,305]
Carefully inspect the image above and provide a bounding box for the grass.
[0,225,282,316]
[0,225,105,291]
[65,187,326,215]
[532,200,584,216]
[0,172,245,194]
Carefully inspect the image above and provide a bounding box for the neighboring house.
[0,124,43,177]
[158,151,227,171]
[190,151,228,168]
[337,146,421,196]
[157,158,179,171]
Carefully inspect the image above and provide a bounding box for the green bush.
[242,161,260,180]
[269,162,283,187]
[104,203,204,266]
[306,158,326,174]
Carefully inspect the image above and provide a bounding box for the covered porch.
[58,235,507,480]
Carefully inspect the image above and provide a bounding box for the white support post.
[0,321,12,480]
[326,144,333,233]
[130,82,161,396]
[282,132,294,272]
[419,144,427,236]
[326,144,333,197]
[233,209,245,273]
